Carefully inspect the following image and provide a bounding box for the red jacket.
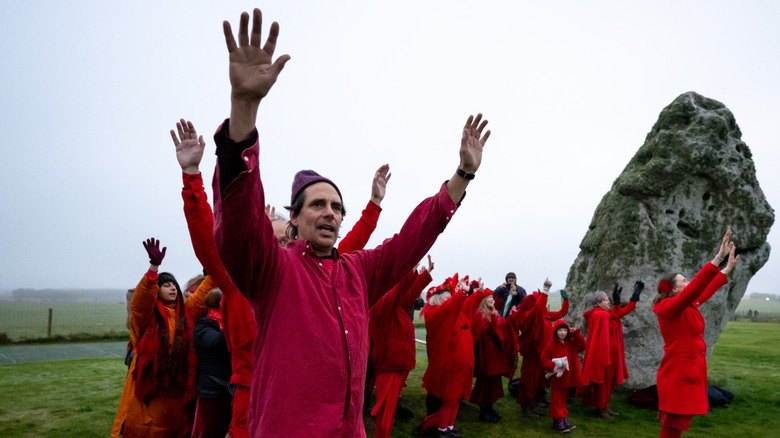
[338,200,381,254]
[211,123,459,437]
[541,320,586,388]
[422,289,485,400]
[654,262,727,415]
[472,309,516,378]
[540,298,570,353]
[370,269,432,373]
[183,173,255,388]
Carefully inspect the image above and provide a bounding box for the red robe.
[422,289,485,400]
[471,310,515,379]
[541,320,586,389]
[654,262,727,415]
[370,269,432,373]
[508,292,567,406]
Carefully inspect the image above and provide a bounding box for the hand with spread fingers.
[170,119,206,174]
[142,238,167,267]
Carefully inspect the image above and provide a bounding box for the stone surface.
[565,92,774,388]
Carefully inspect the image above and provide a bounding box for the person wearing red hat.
[421,276,487,437]
[112,238,212,437]
[541,320,586,433]
[470,289,517,423]
[178,8,492,437]
[369,256,434,438]
[652,231,739,438]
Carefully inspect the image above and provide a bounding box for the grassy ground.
[0,322,777,437]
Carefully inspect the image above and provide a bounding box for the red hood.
[552,319,570,340]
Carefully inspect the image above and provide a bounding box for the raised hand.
[265,204,276,221]
[459,114,491,174]
[542,278,552,294]
[371,164,392,206]
[723,243,740,275]
[714,230,732,264]
[224,8,290,103]
[560,289,569,301]
[426,254,434,273]
[612,283,623,307]
[171,119,205,174]
[142,238,167,267]
[630,281,644,302]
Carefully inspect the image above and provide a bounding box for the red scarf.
[132,296,197,405]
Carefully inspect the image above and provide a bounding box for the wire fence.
[732,310,780,322]
[0,300,129,342]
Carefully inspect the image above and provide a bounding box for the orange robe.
[111,273,212,437]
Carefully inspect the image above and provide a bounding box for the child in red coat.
[541,320,586,433]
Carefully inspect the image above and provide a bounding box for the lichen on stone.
[565,92,774,388]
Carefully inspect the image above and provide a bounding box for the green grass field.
[0,301,128,341]
[0,321,777,437]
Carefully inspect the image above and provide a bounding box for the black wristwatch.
[455,167,476,180]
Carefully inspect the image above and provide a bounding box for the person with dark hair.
[421,275,487,437]
[369,256,434,438]
[191,288,232,438]
[470,289,517,423]
[541,320,586,433]
[579,280,644,419]
[494,272,527,318]
[111,238,212,437]
[174,8,491,437]
[172,118,392,438]
[652,230,739,438]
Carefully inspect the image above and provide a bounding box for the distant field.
[0,301,128,341]
[735,297,780,314]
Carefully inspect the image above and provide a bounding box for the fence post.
[48,308,53,337]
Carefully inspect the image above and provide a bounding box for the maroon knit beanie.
[290,170,343,205]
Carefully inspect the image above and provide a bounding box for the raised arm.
[224,8,290,143]
[129,238,167,343]
[656,231,733,317]
[357,116,491,305]
[695,244,737,307]
[445,114,490,203]
[337,164,390,254]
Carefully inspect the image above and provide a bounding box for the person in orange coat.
[653,231,739,438]
[421,275,486,438]
[111,238,211,437]
[541,320,586,433]
[369,256,434,438]
[470,290,517,423]
[579,280,644,419]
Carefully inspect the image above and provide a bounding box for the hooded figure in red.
[421,275,486,437]
[470,290,518,423]
[541,320,586,433]
[369,257,433,438]
[579,281,644,419]
[653,231,738,438]
[507,279,567,416]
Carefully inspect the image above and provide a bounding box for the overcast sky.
[1,1,777,295]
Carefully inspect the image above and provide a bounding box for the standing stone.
[565,92,774,388]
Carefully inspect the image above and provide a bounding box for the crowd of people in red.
[111,7,742,438]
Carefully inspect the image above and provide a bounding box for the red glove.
[142,238,167,266]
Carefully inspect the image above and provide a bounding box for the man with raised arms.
[177,8,491,437]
